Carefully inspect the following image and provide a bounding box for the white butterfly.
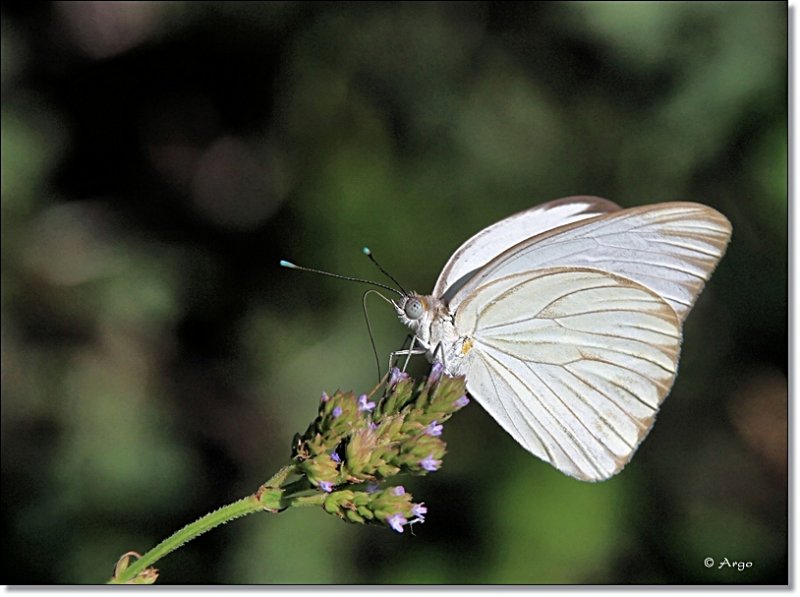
[393,197,732,482]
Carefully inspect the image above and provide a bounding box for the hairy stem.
[109,465,297,584]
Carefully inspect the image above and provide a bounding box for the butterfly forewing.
[448,202,732,321]
[455,268,682,481]
[434,196,621,303]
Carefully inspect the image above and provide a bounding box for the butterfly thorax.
[394,293,472,376]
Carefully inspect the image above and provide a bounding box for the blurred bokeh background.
[1,1,787,585]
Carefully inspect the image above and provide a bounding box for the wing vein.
[480,350,588,475]
[479,304,664,333]
[583,355,672,398]
[485,350,606,477]
[477,353,561,465]
[558,365,639,447]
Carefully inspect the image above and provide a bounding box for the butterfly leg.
[430,342,447,370]
[388,335,427,372]
[387,334,413,371]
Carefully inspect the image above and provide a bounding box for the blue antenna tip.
[279,260,296,268]
[362,247,371,256]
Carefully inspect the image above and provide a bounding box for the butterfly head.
[393,292,448,343]
[402,295,425,320]
[394,292,427,325]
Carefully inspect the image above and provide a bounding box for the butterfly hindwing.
[455,268,682,481]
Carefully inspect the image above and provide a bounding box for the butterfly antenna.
[362,289,392,383]
[362,247,408,295]
[280,260,404,297]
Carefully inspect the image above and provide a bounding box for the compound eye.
[404,297,424,320]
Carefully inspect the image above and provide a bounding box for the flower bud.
[293,371,467,530]
[345,509,365,524]
[298,452,340,489]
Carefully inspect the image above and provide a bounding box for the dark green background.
[1,1,787,584]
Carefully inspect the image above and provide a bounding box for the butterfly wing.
[448,202,732,322]
[433,196,620,303]
[455,268,682,481]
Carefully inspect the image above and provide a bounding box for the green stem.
[109,465,297,584]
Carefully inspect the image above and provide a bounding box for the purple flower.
[411,502,427,523]
[425,420,443,437]
[420,454,441,472]
[386,513,407,533]
[319,481,334,493]
[358,394,376,412]
[331,452,341,463]
[389,367,410,386]
[369,421,378,431]
[332,406,343,418]
[365,482,380,494]
[428,361,444,383]
[454,395,470,409]
[392,485,405,496]
[320,391,330,403]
